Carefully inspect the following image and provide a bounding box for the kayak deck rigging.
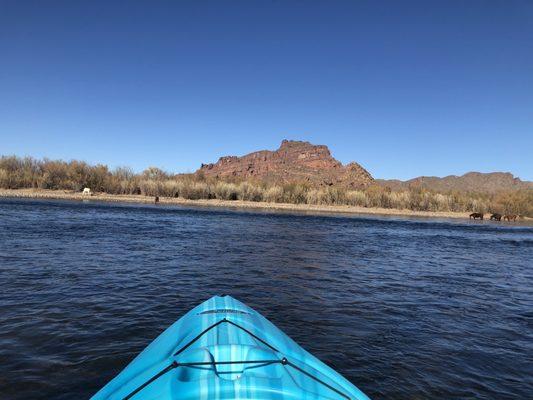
[123,317,351,400]
[91,295,371,400]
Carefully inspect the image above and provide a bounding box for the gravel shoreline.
[3,188,531,222]
[0,188,489,220]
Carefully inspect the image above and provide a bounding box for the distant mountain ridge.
[197,139,531,193]
[197,139,374,188]
[378,172,533,193]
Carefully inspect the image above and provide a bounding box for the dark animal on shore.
[504,214,517,221]
[470,213,484,220]
[490,213,502,221]
[155,196,159,204]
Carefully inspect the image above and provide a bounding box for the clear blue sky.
[1,1,532,180]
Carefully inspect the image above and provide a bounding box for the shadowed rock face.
[197,139,374,188]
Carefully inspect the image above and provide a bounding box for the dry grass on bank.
[1,155,531,217]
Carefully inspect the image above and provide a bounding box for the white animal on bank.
[82,188,92,196]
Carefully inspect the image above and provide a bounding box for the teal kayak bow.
[91,295,370,400]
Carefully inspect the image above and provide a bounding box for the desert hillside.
[378,172,533,193]
[197,139,374,188]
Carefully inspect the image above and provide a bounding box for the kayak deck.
[91,296,370,400]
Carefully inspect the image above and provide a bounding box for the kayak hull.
[91,296,370,400]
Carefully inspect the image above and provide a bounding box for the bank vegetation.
[1,156,531,217]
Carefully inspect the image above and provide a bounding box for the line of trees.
[1,156,531,216]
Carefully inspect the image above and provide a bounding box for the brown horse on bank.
[504,214,518,221]
[490,213,502,221]
[470,213,484,220]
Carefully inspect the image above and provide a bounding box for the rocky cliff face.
[197,139,374,188]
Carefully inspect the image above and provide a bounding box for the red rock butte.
[197,139,374,188]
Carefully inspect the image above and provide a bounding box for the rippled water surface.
[0,198,532,399]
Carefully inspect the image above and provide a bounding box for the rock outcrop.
[197,139,373,188]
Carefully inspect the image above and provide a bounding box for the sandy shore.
[0,188,488,220]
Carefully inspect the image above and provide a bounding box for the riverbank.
[0,188,495,220]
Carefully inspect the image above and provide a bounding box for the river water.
[0,198,531,399]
